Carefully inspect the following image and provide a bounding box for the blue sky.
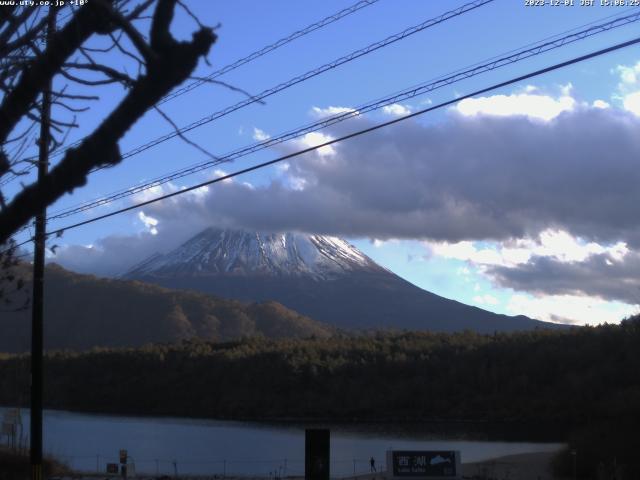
[7,0,640,325]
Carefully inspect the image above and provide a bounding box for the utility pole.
[31,7,55,480]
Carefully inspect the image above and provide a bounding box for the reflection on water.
[0,407,563,476]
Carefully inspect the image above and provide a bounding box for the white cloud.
[532,230,628,263]
[299,131,335,157]
[382,104,412,116]
[622,91,640,116]
[188,185,211,197]
[429,241,503,266]
[592,99,610,109]
[212,169,232,184]
[253,127,270,141]
[426,230,628,268]
[473,294,500,306]
[614,61,640,116]
[131,183,178,203]
[50,227,201,277]
[371,238,398,248]
[456,266,471,277]
[559,82,573,97]
[277,162,290,173]
[616,61,640,87]
[426,230,634,314]
[131,181,212,204]
[455,91,575,121]
[138,211,159,235]
[311,106,359,118]
[288,176,308,191]
[506,293,637,325]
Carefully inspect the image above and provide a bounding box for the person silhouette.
[370,456,376,472]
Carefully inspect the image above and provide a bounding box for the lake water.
[0,407,564,476]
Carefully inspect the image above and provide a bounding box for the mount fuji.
[128,229,386,280]
[125,228,556,333]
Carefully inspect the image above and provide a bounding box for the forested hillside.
[0,264,333,352]
[1,319,638,422]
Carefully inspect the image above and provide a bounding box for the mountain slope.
[126,228,555,333]
[127,229,385,279]
[0,264,334,353]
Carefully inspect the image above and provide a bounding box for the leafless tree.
[0,0,216,248]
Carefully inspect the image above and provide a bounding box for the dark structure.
[305,429,330,480]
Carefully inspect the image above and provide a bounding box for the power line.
[40,34,640,240]
[7,0,493,184]
[113,0,494,161]
[0,237,33,255]
[158,0,380,105]
[0,0,381,185]
[45,9,640,222]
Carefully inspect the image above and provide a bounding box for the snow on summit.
[127,228,382,280]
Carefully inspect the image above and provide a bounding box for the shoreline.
[339,451,564,480]
[2,447,564,479]
[461,451,563,480]
[0,404,568,438]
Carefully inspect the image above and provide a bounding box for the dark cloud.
[487,252,640,305]
[144,106,640,245]
[54,104,640,282]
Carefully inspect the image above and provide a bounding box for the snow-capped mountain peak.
[124,228,551,333]
[126,228,384,280]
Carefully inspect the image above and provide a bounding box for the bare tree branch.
[108,30,145,68]
[0,3,112,165]
[0,0,216,243]
[153,104,219,161]
[96,0,156,62]
[189,76,266,104]
[64,62,135,86]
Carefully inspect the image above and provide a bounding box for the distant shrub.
[0,448,69,480]
[553,419,640,478]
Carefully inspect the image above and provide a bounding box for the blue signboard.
[391,451,457,477]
